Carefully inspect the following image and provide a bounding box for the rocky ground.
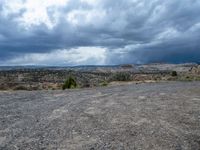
[0,82,200,150]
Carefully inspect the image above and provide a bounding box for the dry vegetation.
[0,63,200,90]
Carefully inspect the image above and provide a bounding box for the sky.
[0,0,200,66]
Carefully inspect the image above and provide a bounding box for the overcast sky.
[0,0,200,66]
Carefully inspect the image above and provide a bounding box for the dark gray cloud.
[0,0,200,65]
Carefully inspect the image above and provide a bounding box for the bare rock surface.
[0,82,200,150]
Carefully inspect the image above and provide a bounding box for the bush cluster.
[62,76,77,90]
[171,71,177,76]
[110,72,132,81]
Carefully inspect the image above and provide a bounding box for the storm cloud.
[0,0,200,65]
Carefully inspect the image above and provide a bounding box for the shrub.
[82,81,90,88]
[100,81,108,86]
[62,76,77,90]
[13,85,29,90]
[111,72,132,81]
[171,71,177,76]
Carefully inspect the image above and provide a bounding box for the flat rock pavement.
[0,82,200,150]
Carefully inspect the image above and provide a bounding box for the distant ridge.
[0,63,199,71]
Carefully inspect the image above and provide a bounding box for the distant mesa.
[120,64,134,69]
